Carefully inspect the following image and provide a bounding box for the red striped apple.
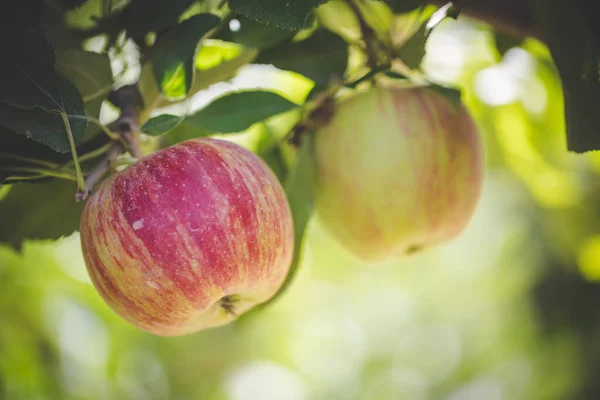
[80,138,294,336]
[314,85,484,261]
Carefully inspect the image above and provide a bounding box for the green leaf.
[215,15,295,49]
[55,50,113,138]
[0,185,11,202]
[396,26,427,69]
[65,0,105,30]
[140,45,257,111]
[55,50,112,113]
[141,115,184,136]
[396,3,457,69]
[0,78,87,153]
[189,48,258,98]
[195,42,245,71]
[229,0,326,31]
[255,29,348,86]
[259,133,316,307]
[0,4,84,114]
[259,144,289,183]
[0,179,84,248]
[185,91,299,133]
[530,0,600,153]
[255,125,291,183]
[151,13,220,98]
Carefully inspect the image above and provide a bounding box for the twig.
[75,141,124,201]
[61,112,85,192]
[65,143,112,166]
[216,0,228,11]
[0,166,77,181]
[111,156,139,168]
[0,153,61,169]
[345,0,380,68]
[427,0,542,40]
[85,116,120,140]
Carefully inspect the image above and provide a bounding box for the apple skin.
[314,85,484,261]
[80,138,294,336]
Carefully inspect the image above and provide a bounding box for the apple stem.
[220,295,238,316]
[76,141,124,201]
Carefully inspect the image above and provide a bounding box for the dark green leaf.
[55,0,87,10]
[41,2,84,50]
[55,50,112,112]
[0,78,87,153]
[229,0,326,31]
[397,26,427,69]
[215,15,295,49]
[121,0,198,40]
[0,4,84,114]
[185,91,299,133]
[141,115,184,136]
[75,0,198,41]
[530,0,600,152]
[55,50,113,138]
[494,31,524,56]
[383,0,425,13]
[0,128,70,183]
[64,0,104,30]
[256,29,348,86]
[151,13,220,98]
[0,179,84,248]
[0,126,110,184]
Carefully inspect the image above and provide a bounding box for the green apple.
[314,85,484,261]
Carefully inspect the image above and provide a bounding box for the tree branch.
[76,85,144,201]
[428,0,542,40]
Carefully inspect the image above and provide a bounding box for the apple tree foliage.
[0,0,599,306]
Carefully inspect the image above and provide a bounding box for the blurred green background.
[3,11,600,400]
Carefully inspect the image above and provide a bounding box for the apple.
[314,85,484,261]
[80,138,294,336]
